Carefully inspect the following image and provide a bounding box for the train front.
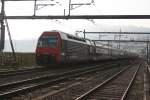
[35,31,61,66]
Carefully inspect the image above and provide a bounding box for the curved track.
[75,63,141,100]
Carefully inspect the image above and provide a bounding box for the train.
[35,30,138,66]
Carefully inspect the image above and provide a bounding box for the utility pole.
[99,32,100,40]
[33,0,37,16]
[68,0,71,16]
[0,0,5,52]
[119,28,121,49]
[0,0,16,63]
[83,29,86,39]
[5,13,16,62]
[147,41,149,62]
[108,41,110,56]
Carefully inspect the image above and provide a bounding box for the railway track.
[0,62,119,86]
[31,64,127,100]
[0,62,120,99]
[0,66,47,78]
[75,63,141,100]
[0,61,118,78]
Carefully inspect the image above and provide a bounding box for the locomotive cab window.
[38,35,58,47]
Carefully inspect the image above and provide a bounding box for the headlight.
[61,52,65,56]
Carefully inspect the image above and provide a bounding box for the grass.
[0,52,36,70]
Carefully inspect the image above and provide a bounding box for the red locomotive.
[35,30,138,66]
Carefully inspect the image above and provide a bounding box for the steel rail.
[0,67,102,98]
[0,61,117,77]
[75,65,130,100]
[0,63,105,77]
[32,65,124,100]
[0,63,100,77]
[0,63,117,98]
[75,63,140,100]
[0,67,47,77]
[0,65,101,88]
[121,63,141,100]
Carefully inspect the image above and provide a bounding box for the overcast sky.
[3,0,150,40]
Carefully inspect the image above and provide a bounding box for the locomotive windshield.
[38,35,57,47]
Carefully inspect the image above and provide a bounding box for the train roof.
[45,30,91,45]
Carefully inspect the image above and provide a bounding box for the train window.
[38,35,58,47]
